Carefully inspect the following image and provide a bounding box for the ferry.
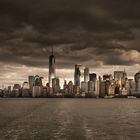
[104,96,114,99]
[127,96,137,99]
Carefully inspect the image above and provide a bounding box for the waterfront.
[0,98,140,140]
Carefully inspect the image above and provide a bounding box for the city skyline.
[0,0,140,87]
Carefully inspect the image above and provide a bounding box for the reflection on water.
[0,98,140,140]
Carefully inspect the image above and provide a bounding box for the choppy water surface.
[0,98,140,140]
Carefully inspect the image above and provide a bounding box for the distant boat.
[104,96,114,99]
[127,96,137,99]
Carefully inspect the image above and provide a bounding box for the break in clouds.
[0,0,140,86]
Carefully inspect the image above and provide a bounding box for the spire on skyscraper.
[51,46,54,55]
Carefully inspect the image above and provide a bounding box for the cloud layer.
[0,0,140,86]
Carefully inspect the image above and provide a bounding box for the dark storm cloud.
[0,0,140,69]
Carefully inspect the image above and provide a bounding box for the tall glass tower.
[49,47,56,87]
[74,64,85,87]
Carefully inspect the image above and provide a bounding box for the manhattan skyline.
[0,0,140,87]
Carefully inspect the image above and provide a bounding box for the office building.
[135,71,140,91]
[89,73,97,81]
[74,64,85,87]
[32,86,42,97]
[95,80,100,97]
[114,71,127,88]
[63,80,68,95]
[68,81,74,94]
[28,76,35,89]
[22,82,30,97]
[49,47,56,87]
[34,75,43,86]
[108,84,115,96]
[81,81,87,94]
[88,81,95,94]
[32,75,43,97]
[12,84,21,97]
[103,74,113,81]
[73,85,80,95]
[114,71,127,81]
[22,82,29,89]
[135,71,140,82]
[52,77,60,94]
[100,81,106,97]
[8,86,11,95]
[84,67,89,82]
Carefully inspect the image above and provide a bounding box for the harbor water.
[0,98,140,140]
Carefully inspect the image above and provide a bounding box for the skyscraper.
[22,82,30,97]
[32,75,43,97]
[74,64,85,87]
[84,67,89,82]
[52,77,60,93]
[103,74,113,81]
[114,71,127,81]
[49,47,56,87]
[135,71,140,83]
[34,75,43,86]
[12,84,21,97]
[134,71,140,91]
[89,73,97,81]
[68,81,74,94]
[28,76,35,89]
[114,70,127,88]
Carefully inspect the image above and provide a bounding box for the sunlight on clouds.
[0,63,140,88]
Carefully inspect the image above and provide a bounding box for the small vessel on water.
[104,96,114,99]
[127,96,137,99]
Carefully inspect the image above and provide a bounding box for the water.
[0,98,140,140]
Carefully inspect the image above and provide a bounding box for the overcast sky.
[0,0,140,87]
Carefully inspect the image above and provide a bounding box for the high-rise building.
[28,76,35,96]
[52,77,60,93]
[22,82,30,97]
[8,86,11,95]
[68,81,74,94]
[84,67,89,82]
[22,82,29,89]
[89,73,97,81]
[28,76,35,88]
[73,85,80,95]
[130,78,140,97]
[63,80,67,90]
[32,75,43,97]
[114,71,127,81]
[87,81,96,97]
[134,71,140,92]
[74,64,85,87]
[32,86,42,97]
[49,47,56,87]
[100,81,106,97]
[114,71,127,88]
[63,80,68,95]
[103,74,113,81]
[34,75,43,86]
[108,84,115,96]
[12,84,21,97]
[135,71,140,82]
[88,81,94,94]
[81,81,87,94]
[95,80,100,97]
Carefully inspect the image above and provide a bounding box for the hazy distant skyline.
[0,0,140,87]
